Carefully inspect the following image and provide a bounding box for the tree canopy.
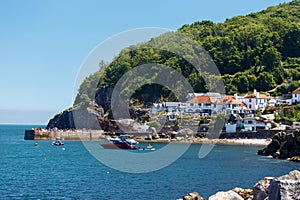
[75,0,300,106]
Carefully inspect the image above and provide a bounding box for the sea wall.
[219,129,294,139]
[25,129,106,141]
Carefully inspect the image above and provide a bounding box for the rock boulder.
[253,177,274,200]
[208,190,243,200]
[177,192,205,200]
[268,170,300,200]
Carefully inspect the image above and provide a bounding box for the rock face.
[97,118,122,134]
[46,105,103,130]
[177,192,205,200]
[257,131,300,161]
[94,86,113,112]
[253,177,274,200]
[268,170,300,200]
[252,170,300,200]
[208,190,243,200]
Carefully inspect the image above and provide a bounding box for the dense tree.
[75,0,300,106]
[256,72,277,91]
[261,47,282,71]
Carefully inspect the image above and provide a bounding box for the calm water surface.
[0,124,299,199]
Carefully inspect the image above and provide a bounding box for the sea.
[0,124,299,199]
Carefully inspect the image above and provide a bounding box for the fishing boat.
[101,135,138,149]
[52,138,64,146]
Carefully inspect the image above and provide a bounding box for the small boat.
[101,135,138,149]
[52,138,64,146]
[138,144,156,151]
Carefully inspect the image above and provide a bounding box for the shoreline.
[136,138,271,146]
[32,137,270,146]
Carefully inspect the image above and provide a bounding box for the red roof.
[244,93,267,99]
[217,95,244,105]
[189,96,212,103]
[292,87,300,94]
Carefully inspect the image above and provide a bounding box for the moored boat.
[52,138,64,146]
[101,135,138,149]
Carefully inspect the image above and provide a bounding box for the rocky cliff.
[257,131,300,161]
[46,104,103,130]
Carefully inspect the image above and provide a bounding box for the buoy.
[106,171,110,174]
[34,143,38,147]
[62,148,65,151]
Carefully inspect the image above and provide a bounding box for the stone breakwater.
[178,170,300,200]
[258,131,300,162]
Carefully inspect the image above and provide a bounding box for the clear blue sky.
[0,0,291,124]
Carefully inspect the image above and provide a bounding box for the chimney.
[254,89,259,98]
[234,93,237,100]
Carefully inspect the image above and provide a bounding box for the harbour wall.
[24,128,292,140]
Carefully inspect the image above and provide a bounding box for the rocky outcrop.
[268,170,300,200]
[94,86,113,112]
[177,192,205,200]
[231,188,253,199]
[180,170,300,200]
[46,105,103,130]
[257,131,300,161]
[98,118,122,134]
[208,190,243,200]
[253,177,274,200]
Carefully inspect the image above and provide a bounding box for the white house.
[186,96,213,115]
[214,95,247,115]
[243,89,268,111]
[292,87,300,104]
[242,117,271,131]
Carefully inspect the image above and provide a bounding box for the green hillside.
[75,0,300,106]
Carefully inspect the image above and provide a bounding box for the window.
[249,99,252,102]
[249,105,252,109]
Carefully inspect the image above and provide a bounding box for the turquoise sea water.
[0,124,299,199]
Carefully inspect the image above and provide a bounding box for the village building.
[242,89,268,111]
[186,96,213,115]
[214,95,247,115]
[292,87,300,104]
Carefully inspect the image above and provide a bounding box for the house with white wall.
[186,96,213,115]
[242,89,268,111]
[214,95,246,115]
[292,87,300,104]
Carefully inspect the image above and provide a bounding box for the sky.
[0,0,291,124]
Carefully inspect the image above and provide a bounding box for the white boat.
[52,138,64,146]
[101,135,138,149]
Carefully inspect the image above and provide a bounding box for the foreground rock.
[257,131,300,161]
[208,190,243,200]
[177,192,205,200]
[268,170,300,200]
[253,177,274,200]
[231,188,253,199]
[180,170,300,200]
